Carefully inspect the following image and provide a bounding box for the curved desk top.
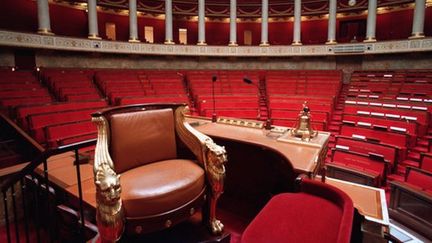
[187,117,330,175]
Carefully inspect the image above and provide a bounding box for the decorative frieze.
[0,30,431,57]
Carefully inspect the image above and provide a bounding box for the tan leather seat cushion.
[120,159,205,217]
[110,108,177,173]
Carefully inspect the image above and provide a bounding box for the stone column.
[260,0,269,46]
[165,0,174,44]
[87,0,100,39]
[292,0,302,45]
[410,0,426,38]
[326,0,337,44]
[129,0,140,42]
[197,0,206,45]
[37,0,53,35]
[229,0,238,46]
[364,0,377,42]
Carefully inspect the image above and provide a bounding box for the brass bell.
[290,102,318,141]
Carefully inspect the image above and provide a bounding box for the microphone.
[211,75,217,122]
[242,77,272,130]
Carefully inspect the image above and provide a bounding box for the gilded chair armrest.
[175,106,227,234]
[175,106,228,169]
[92,115,124,242]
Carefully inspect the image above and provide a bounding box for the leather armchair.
[91,104,227,242]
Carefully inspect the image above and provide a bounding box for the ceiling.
[61,0,415,18]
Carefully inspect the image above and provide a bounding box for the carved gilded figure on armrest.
[204,139,227,234]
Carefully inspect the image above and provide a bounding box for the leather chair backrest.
[109,108,177,173]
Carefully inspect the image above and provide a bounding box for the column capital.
[37,28,54,35]
[228,41,238,46]
[363,37,376,42]
[128,38,141,43]
[325,40,337,45]
[88,34,101,39]
[409,32,425,39]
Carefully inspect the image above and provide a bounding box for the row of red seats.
[0,71,54,115]
[42,70,101,102]
[95,70,187,105]
[13,100,107,148]
[327,148,389,187]
[329,69,432,192]
[187,70,262,119]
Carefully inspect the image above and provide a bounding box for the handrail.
[0,113,44,153]
[1,138,96,193]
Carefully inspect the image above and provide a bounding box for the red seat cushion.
[241,193,343,243]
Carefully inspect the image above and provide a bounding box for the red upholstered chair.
[91,104,227,242]
[241,178,354,243]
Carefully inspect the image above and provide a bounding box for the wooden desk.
[187,117,330,176]
[322,177,389,241]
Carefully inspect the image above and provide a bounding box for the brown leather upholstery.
[93,104,226,238]
[121,159,205,217]
[110,109,177,173]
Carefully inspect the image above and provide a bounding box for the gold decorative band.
[325,39,337,45]
[164,39,175,44]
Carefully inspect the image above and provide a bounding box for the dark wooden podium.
[187,116,330,209]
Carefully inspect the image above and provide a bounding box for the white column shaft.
[129,0,139,41]
[229,0,237,45]
[198,0,206,44]
[293,0,302,44]
[411,0,426,37]
[165,0,174,43]
[37,0,52,33]
[365,0,377,41]
[261,0,269,45]
[87,0,99,38]
[327,0,337,43]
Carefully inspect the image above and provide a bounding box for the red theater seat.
[241,178,354,243]
[405,167,432,192]
[389,167,432,239]
[419,153,432,173]
[327,148,389,187]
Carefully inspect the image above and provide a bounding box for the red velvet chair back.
[241,179,354,243]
